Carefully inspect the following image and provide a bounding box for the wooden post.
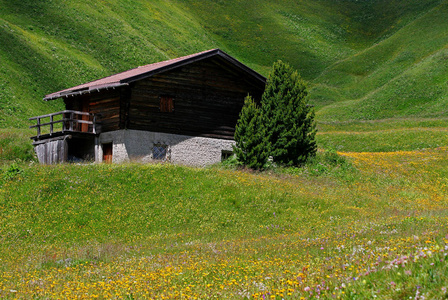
[70,112,74,131]
[50,114,53,135]
[92,114,96,134]
[62,112,66,132]
[36,117,41,137]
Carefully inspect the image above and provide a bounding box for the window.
[221,150,233,162]
[152,144,168,160]
[159,96,174,113]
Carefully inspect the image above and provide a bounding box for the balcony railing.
[29,110,99,139]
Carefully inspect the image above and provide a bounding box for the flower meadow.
[0,148,447,299]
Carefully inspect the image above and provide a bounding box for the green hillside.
[314,1,448,120]
[0,0,447,130]
[0,0,214,128]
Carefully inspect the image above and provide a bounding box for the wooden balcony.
[29,110,100,141]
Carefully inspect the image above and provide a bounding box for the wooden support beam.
[50,115,53,135]
[32,135,72,145]
[36,118,41,137]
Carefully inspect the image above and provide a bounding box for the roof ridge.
[43,48,265,101]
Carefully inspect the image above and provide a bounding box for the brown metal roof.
[44,49,266,101]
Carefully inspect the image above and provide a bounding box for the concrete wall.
[97,130,234,166]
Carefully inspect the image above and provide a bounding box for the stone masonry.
[96,130,235,167]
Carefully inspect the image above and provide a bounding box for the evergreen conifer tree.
[233,95,268,169]
[260,60,317,165]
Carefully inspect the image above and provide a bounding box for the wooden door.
[103,143,112,163]
[80,98,90,132]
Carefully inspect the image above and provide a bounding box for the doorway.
[80,98,90,132]
[103,143,113,163]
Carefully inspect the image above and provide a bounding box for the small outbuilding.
[29,49,266,166]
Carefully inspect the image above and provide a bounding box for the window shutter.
[160,96,174,112]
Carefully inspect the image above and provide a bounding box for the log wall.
[64,90,121,133]
[62,56,264,140]
[127,57,264,139]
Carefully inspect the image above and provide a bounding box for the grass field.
[1,0,448,298]
[316,118,448,152]
[1,147,447,299]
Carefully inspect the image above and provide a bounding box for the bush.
[220,155,242,168]
[277,148,355,178]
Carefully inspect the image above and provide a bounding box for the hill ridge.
[312,0,445,84]
[0,0,447,128]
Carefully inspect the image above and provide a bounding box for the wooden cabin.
[29,49,266,166]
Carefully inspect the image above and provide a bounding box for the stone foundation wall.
[97,130,235,166]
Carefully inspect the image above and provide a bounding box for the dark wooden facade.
[64,90,122,133]
[62,55,264,140]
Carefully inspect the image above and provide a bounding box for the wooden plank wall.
[61,57,264,139]
[128,58,264,139]
[90,90,121,132]
[35,139,68,164]
[65,90,121,132]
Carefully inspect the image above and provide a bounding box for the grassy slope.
[177,0,444,78]
[0,0,446,128]
[0,0,216,128]
[316,118,448,152]
[313,0,448,120]
[0,150,447,298]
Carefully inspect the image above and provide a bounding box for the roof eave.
[43,48,266,101]
[44,82,129,101]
